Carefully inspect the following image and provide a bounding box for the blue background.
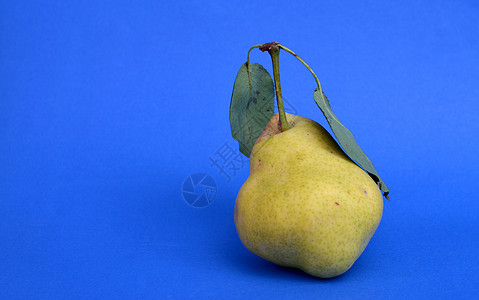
[1,0,478,298]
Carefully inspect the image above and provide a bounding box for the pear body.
[234,113,383,278]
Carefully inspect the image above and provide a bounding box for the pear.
[234,112,383,278]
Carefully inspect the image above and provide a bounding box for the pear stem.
[277,44,323,93]
[246,44,263,94]
[260,42,288,132]
[247,44,263,66]
[271,50,289,132]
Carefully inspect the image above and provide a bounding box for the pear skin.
[234,113,383,278]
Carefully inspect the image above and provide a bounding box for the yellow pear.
[234,113,383,278]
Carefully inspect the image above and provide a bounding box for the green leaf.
[230,63,275,157]
[313,90,389,197]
